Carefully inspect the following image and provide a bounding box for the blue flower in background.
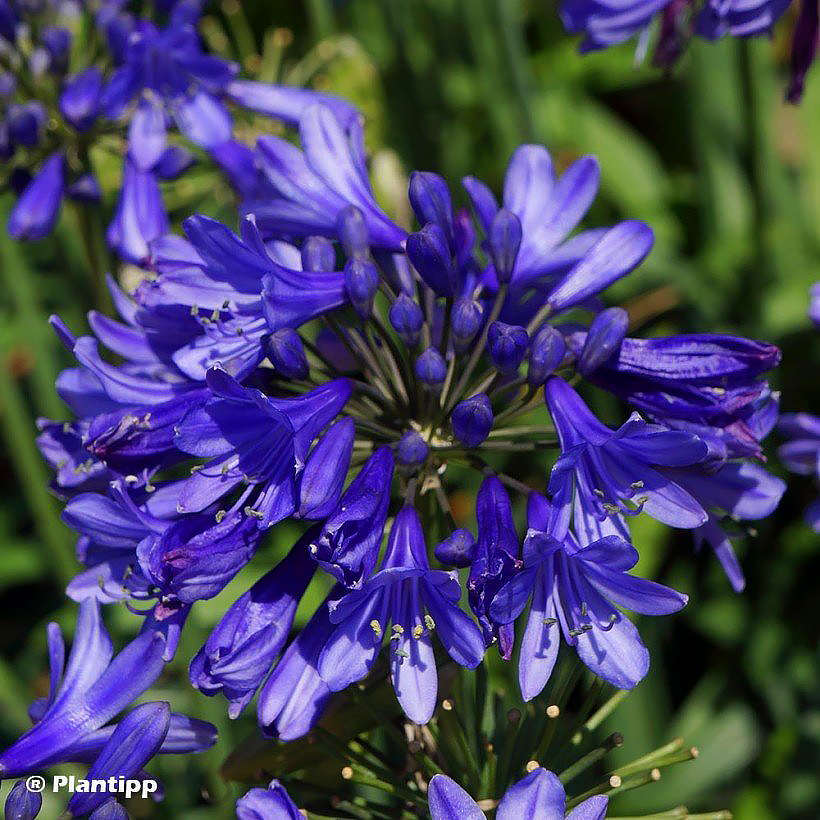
[428,767,608,819]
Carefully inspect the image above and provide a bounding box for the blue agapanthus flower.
[0,598,215,815]
[236,778,303,819]
[428,767,608,819]
[27,105,782,752]
[559,0,813,100]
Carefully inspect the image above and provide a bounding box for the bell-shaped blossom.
[428,767,608,820]
[545,376,710,530]
[190,531,317,717]
[309,446,394,587]
[236,778,302,820]
[318,506,485,723]
[174,366,351,525]
[467,475,521,659]
[491,493,687,696]
[250,105,406,251]
[0,599,215,778]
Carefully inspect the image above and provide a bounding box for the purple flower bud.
[408,171,454,246]
[344,258,379,318]
[787,0,818,103]
[578,307,629,375]
[406,222,457,297]
[4,779,42,820]
[66,172,101,203]
[488,208,522,284]
[337,204,369,259]
[528,324,566,386]
[0,1,17,43]
[389,293,424,347]
[487,321,529,375]
[8,152,64,240]
[302,236,336,272]
[397,431,428,466]
[415,347,448,390]
[60,67,103,132]
[300,418,355,519]
[452,394,493,447]
[7,102,45,146]
[452,298,485,353]
[41,25,71,70]
[435,528,477,568]
[267,328,310,380]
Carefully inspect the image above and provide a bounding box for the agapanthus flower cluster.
[560,0,816,101]
[0,0,354,249]
[777,284,820,533]
[6,100,785,814]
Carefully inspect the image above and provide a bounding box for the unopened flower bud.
[4,779,42,820]
[528,324,566,386]
[397,431,428,466]
[452,394,493,447]
[488,208,522,284]
[344,258,379,319]
[268,328,309,380]
[301,236,336,272]
[408,171,454,245]
[389,293,424,347]
[435,528,477,568]
[7,102,45,146]
[451,298,484,353]
[487,321,529,375]
[578,307,629,375]
[337,205,369,259]
[406,222,457,297]
[415,347,447,390]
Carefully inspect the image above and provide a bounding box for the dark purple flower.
[487,321,529,375]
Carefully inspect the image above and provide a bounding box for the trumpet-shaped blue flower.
[490,493,687,696]
[545,376,710,530]
[318,505,485,724]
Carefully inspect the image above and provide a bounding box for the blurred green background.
[0,0,818,817]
